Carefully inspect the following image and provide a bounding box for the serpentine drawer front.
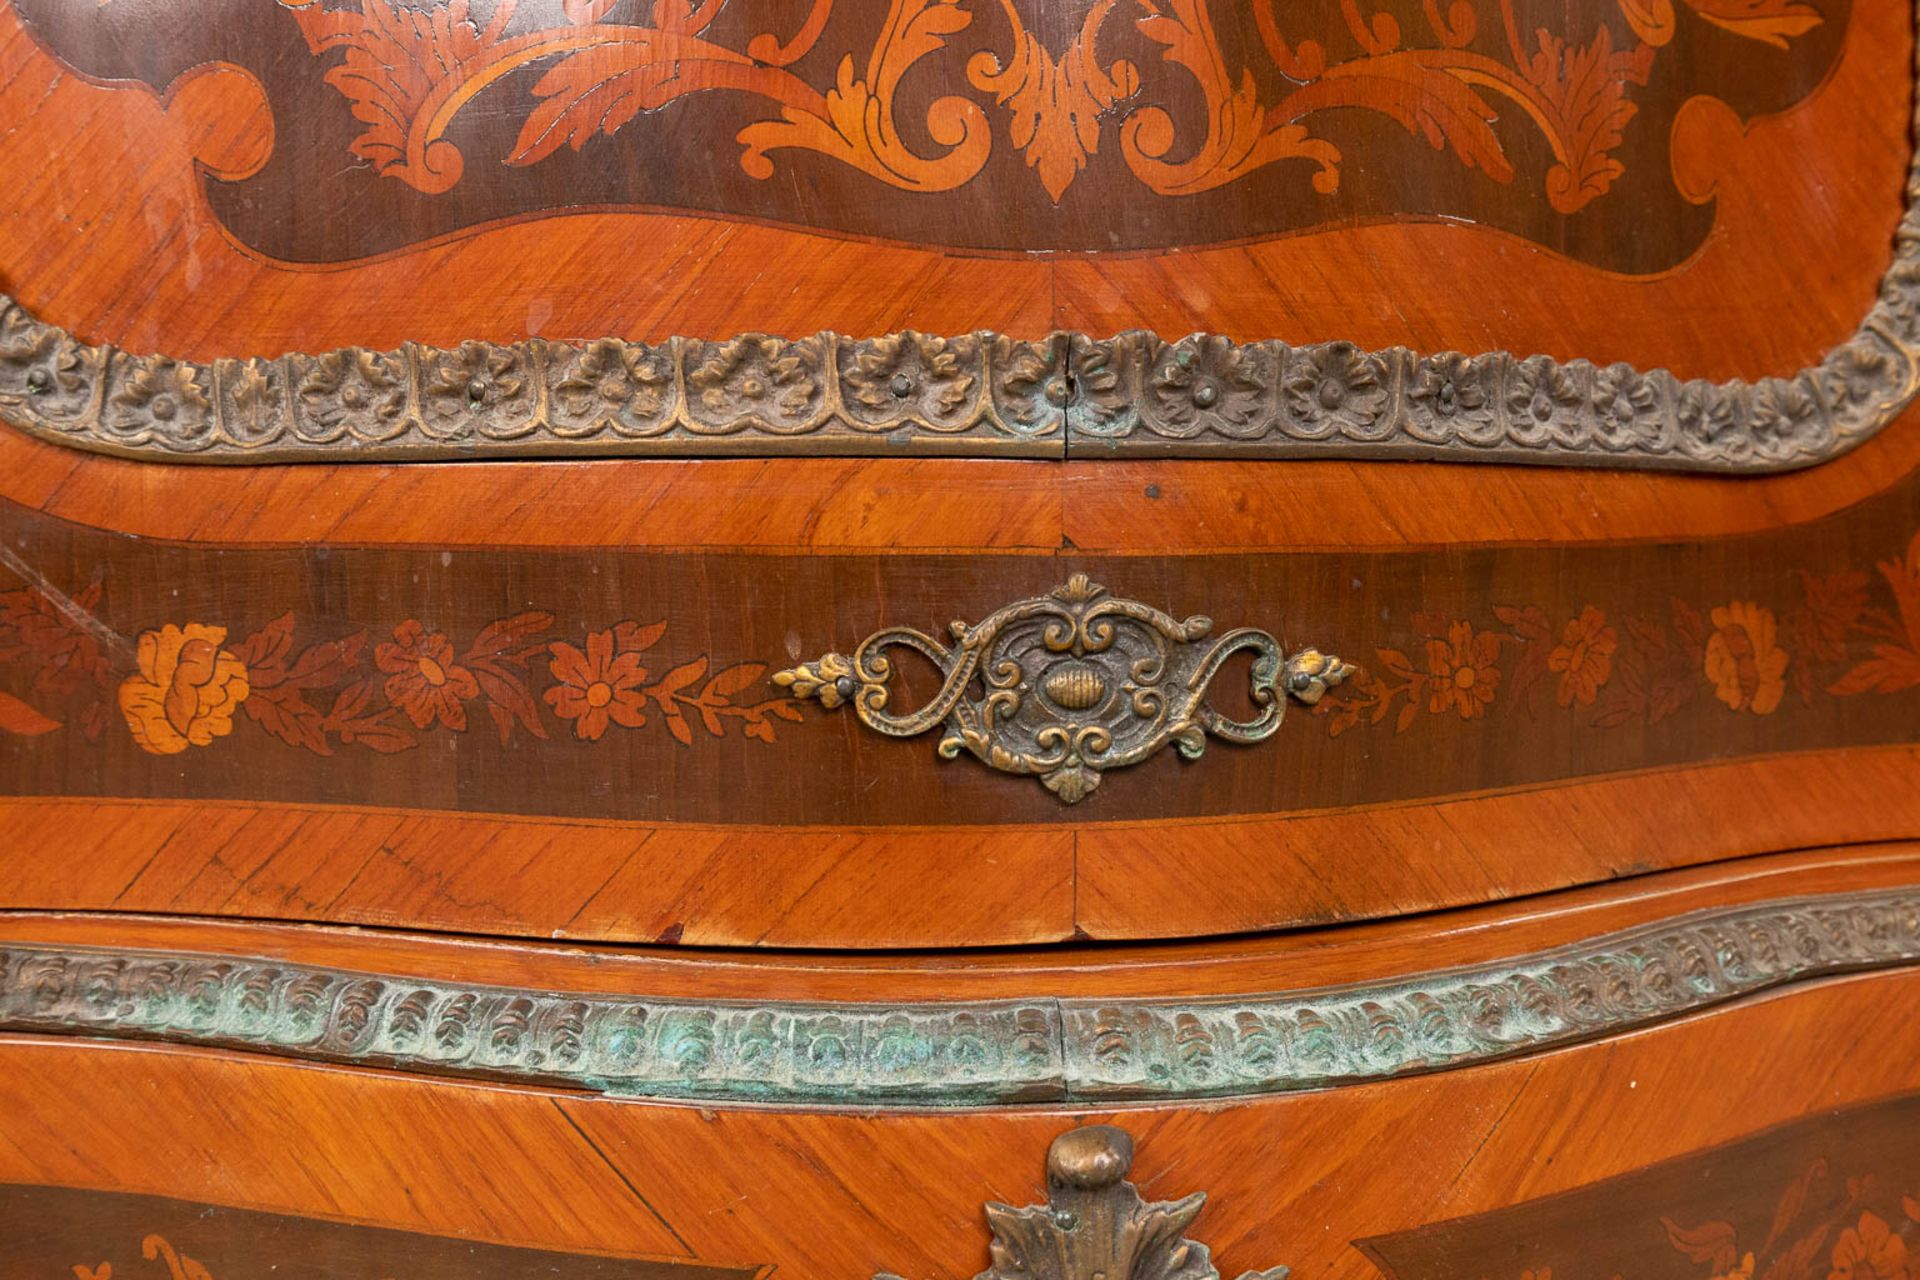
[2,0,1919,1276]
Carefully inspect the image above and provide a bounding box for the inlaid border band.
[0,5,1917,471]
[3,888,1916,1105]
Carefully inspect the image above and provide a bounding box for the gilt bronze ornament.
[873,1126,1288,1280]
[775,575,1348,803]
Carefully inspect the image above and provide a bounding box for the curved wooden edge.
[0,6,1916,473]
[2,846,1918,1106]
[5,748,1915,949]
[7,841,1917,997]
[4,404,1920,554]
[1075,746,1920,941]
[0,983,1917,1280]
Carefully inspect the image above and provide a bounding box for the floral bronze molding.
[0,272,1916,468]
[2,888,1916,1105]
[872,1126,1289,1280]
[774,574,1349,803]
[0,1,1911,471]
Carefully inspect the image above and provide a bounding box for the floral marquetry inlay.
[0,588,798,760]
[1360,1093,1920,1280]
[1312,529,1920,739]
[5,1185,768,1280]
[2,520,1919,811]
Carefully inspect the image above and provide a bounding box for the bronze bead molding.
[3,10,1920,475]
[2,888,1915,1107]
[873,1126,1290,1280]
[775,575,1351,804]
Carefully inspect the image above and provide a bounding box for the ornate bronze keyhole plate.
[777,575,1347,803]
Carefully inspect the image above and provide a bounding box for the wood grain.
[7,398,1920,557]
[0,0,1914,960]
[0,758,1914,948]
[0,967,1914,1278]
[2,839,1917,1002]
[0,1,1899,372]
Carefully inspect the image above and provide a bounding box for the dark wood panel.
[10,0,1849,268]
[1361,1095,1920,1280]
[2,1183,761,1280]
[2,470,1917,826]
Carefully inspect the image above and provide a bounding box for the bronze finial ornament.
[775,575,1348,802]
[874,1126,1288,1280]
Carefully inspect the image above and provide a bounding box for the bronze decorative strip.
[1,3,1918,472]
[1,273,1915,468]
[2,889,1916,1105]
[1057,888,1920,1099]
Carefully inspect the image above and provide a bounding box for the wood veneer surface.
[0,970,1916,1277]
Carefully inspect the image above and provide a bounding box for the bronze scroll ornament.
[874,1126,1287,1280]
[775,575,1347,802]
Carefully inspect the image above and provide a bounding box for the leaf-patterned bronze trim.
[2,0,1919,474]
[0,0,1916,476]
[2,240,1918,468]
[3,888,1916,1105]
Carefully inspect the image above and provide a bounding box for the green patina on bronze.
[2,889,1916,1106]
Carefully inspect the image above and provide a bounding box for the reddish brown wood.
[1,750,1915,947]
[0,797,1076,948]
[8,401,1920,560]
[0,2,1915,1272]
[0,968,1915,1278]
[0,0,1901,374]
[0,0,1914,945]
[2,840,1916,1000]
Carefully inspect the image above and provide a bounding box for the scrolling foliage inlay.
[16,0,1847,264]
[775,574,1349,802]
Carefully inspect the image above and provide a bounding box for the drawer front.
[6,1078,1919,1280]
[4,469,1920,945]
[2,916,1918,1280]
[3,0,1920,949]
